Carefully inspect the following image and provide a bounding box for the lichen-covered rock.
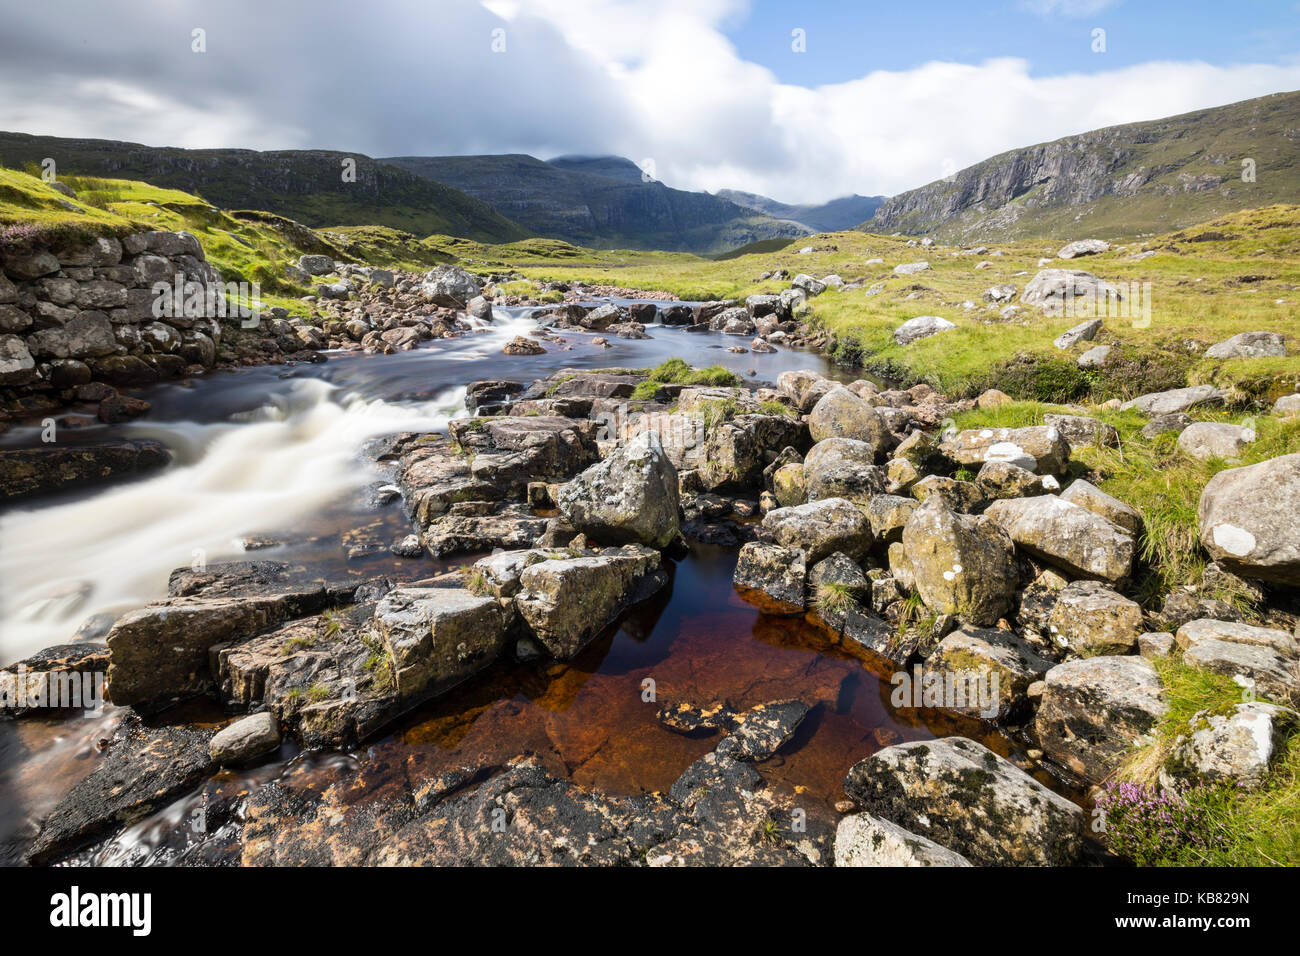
[975,459,1045,500]
[1181,639,1298,701]
[1198,453,1300,586]
[911,475,986,514]
[926,625,1052,720]
[734,541,806,609]
[1166,702,1297,790]
[514,545,666,658]
[1205,331,1287,360]
[803,437,887,506]
[559,431,680,548]
[1174,618,1299,656]
[1044,413,1120,449]
[843,736,1085,866]
[761,497,873,563]
[1121,385,1224,417]
[865,494,918,544]
[771,462,807,507]
[374,587,505,697]
[1046,580,1145,656]
[807,388,891,453]
[939,425,1070,474]
[986,495,1135,583]
[420,264,481,307]
[893,315,955,345]
[1035,656,1168,783]
[901,498,1017,626]
[834,813,972,867]
[698,414,807,492]
[1178,422,1255,460]
[1059,479,1142,535]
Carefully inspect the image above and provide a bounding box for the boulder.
[1205,331,1287,360]
[939,425,1070,474]
[1057,239,1110,259]
[1020,268,1119,315]
[894,315,955,345]
[1053,318,1103,350]
[558,431,680,549]
[698,414,807,492]
[421,265,482,308]
[986,495,1135,582]
[1198,453,1300,585]
[834,813,972,867]
[1058,479,1142,535]
[1166,702,1297,790]
[0,439,171,501]
[1275,394,1300,417]
[374,587,505,697]
[808,388,891,450]
[901,498,1017,626]
[0,334,36,386]
[893,261,930,275]
[1174,618,1299,656]
[1182,639,1298,701]
[761,497,873,563]
[1035,656,1168,782]
[1121,385,1223,416]
[926,625,1052,720]
[975,460,1044,500]
[803,437,887,506]
[1043,413,1119,449]
[843,736,1085,866]
[865,494,918,544]
[1077,344,1112,368]
[1178,422,1255,460]
[1046,580,1144,655]
[733,542,806,609]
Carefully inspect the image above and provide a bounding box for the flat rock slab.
[0,439,170,500]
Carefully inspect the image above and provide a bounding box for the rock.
[939,425,1070,474]
[698,414,807,492]
[515,546,666,658]
[976,388,1012,409]
[1077,344,1112,368]
[25,312,117,359]
[716,700,811,760]
[503,335,545,355]
[808,552,870,602]
[834,813,972,867]
[865,494,918,544]
[1121,385,1224,416]
[0,643,108,718]
[902,498,1017,626]
[374,587,505,697]
[1059,479,1142,535]
[97,393,151,424]
[984,284,1017,304]
[975,460,1044,500]
[421,265,481,307]
[1141,411,1193,439]
[1275,393,1300,417]
[986,495,1135,583]
[209,712,281,764]
[1046,580,1144,655]
[911,475,986,514]
[1166,702,1297,790]
[803,437,887,506]
[843,736,1085,866]
[1057,239,1110,259]
[761,498,873,564]
[1198,453,1300,585]
[1021,269,1119,315]
[558,432,680,549]
[0,439,170,501]
[926,625,1052,720]
[791,273,827,296]
[1205,331,1287,360]
[771,462,807,507]
[894,315,955,345]
[893,261,930,275]
[1174,618,1299,656]
[1138,631,1175,658]
[1035,656,1168,782]
[0,334,36,385]
[1178,422,1255,460]
[808,388,891,450]
[1044,413,1119,449]
[27,716,212,863]
[1053,317,1103,350]
[1182,639,1298,701]
[733,542,806,609]
[3,249,61,279]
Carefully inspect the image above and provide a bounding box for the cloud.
[0,0,1296,204]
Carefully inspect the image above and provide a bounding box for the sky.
[0,0,1297,204]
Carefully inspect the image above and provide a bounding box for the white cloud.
[0,0,1295,204]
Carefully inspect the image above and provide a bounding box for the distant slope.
[865,90,1300,241]
[716,189,887,233]
[0,132,530,243]
[383,153,811,254]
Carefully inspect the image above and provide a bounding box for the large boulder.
[374,587,505,697]
[925,625,1051,720]
[834,813,972,867]
[1020,268,1119,314]
[1205,331,1287,360]
[1046,580,1144,656]
[843,737,1085,866]
[514,546,665,658]
[0,439,170,501]
[986,495,1135,583]
[421,265,482,308]
[558,431,680,549]
[808,388,891,451]
[1198,453,1300,585]
[939,426,1070,474]
[1035,656,1168,783]
[761,497,873,563]
[802,437,887,506]
[894,315,955,345]
[1178,422,1255,460]
[901,498,1017,626]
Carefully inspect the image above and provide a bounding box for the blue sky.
[725,0,1300,85]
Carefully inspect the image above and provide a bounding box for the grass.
[814,581,857,616]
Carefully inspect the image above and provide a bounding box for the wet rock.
[27,715,213,864]
[558,431,680,549]
[808,388,891,452]
[834,812,973,867]
[843,736,1085,866]
[986,495,1135,583]
[209,712,281,764]
[0,438,170,500]
[1058,478,1142,535]
[1205,331,1287,360]
[374,587,505,697]
[1121,385,1224,416]
[466,379,525,414]
[1035,656,1168,783]
[761,497,873,563]
[902,498,1017,626]
[926,625,1052,720]
[1179,422,1255,460]
[1165,702,1297,790]
[0,643,108,719]
[503,335,546,355]
[514,545,666,658]
[1046,580,1144,655]
[939,425,1070,474]
[734,542,806,609]
[1198,453,1300,585]
[715,700,811,760]
[657,701,737,733]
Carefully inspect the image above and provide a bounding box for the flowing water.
[0,304,1072,864]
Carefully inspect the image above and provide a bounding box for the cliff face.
[384,154,811,254]
[0,133,531,243]
[867,90,1300,241]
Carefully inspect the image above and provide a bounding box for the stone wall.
[0,230,226,401]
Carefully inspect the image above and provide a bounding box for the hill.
[715,189,887,233]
